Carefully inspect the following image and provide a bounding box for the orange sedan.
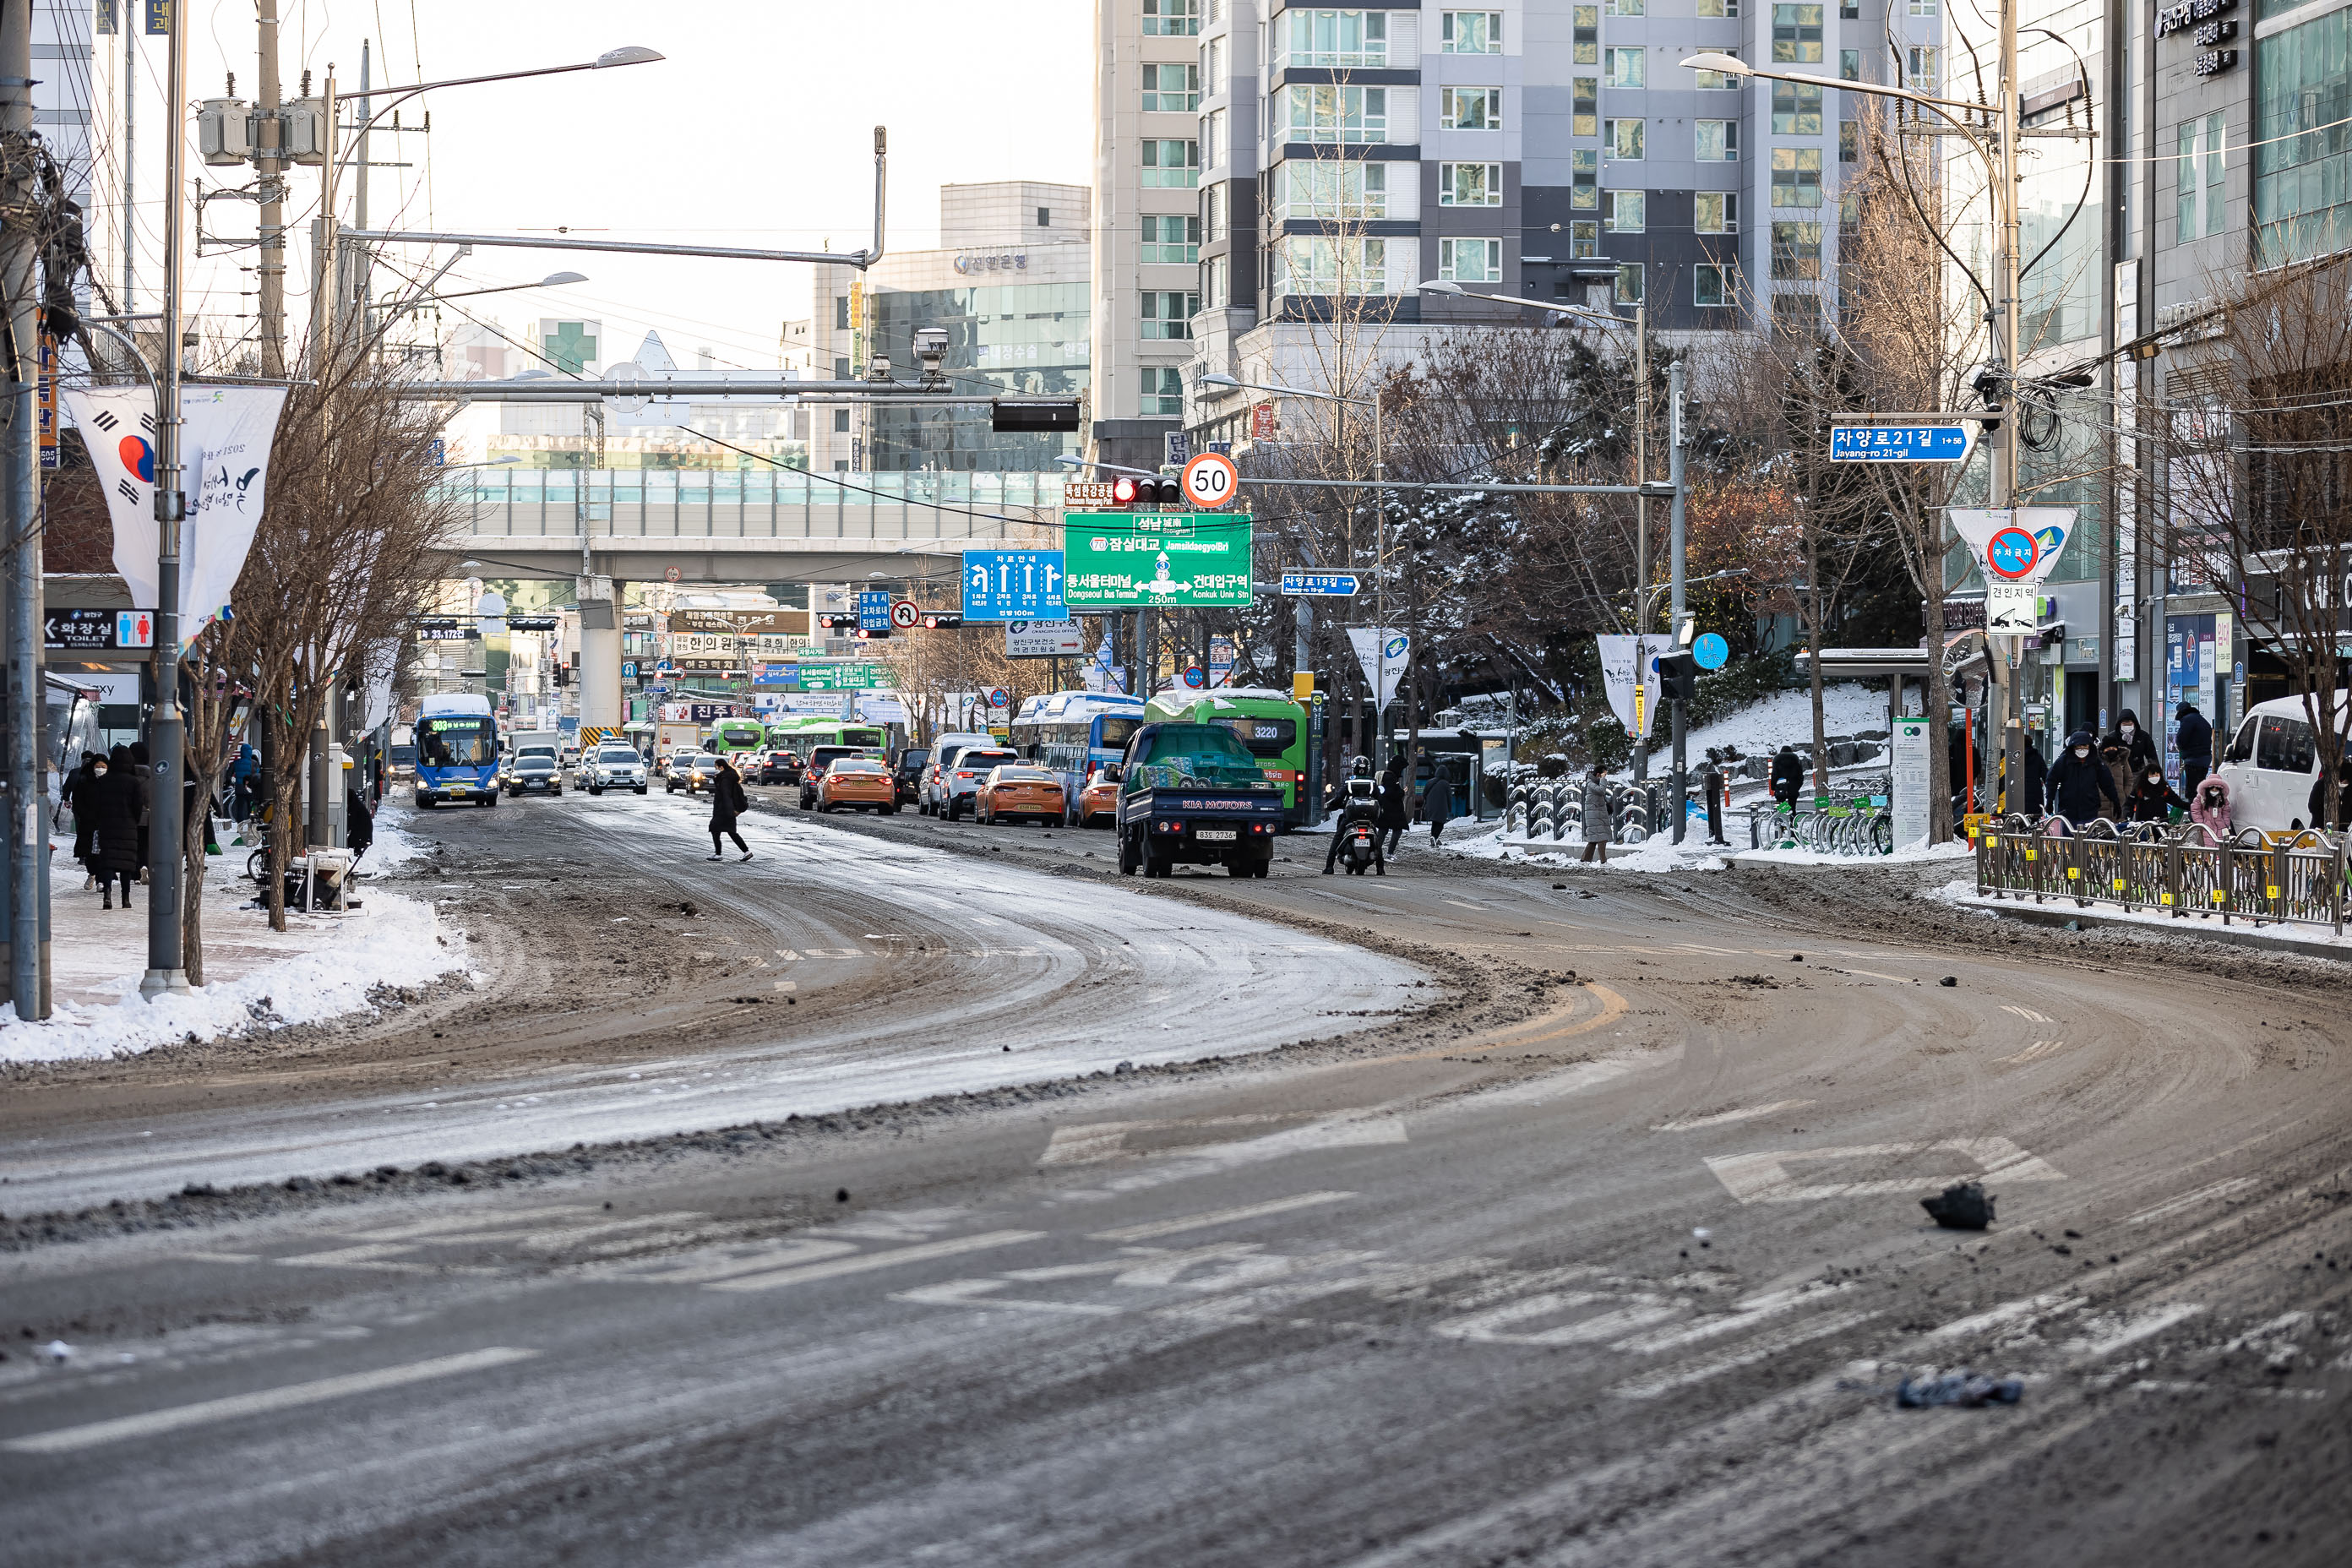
[816,757,899,814]
[1078,764,1122,828]
[976,765,1066,826]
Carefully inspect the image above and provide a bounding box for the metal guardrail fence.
[1974,815,2350,935]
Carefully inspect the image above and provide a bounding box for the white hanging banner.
[1596,634,1663,740]
[1949,506,2077,588]
[1347,627,1410,710]
[64,384,291,647]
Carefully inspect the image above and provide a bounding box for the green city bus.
[764,716,889,755]
[705,717,767,756]
[1144,687,1311,821]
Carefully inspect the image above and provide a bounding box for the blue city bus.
[414,693,502,808]
[1010,691,1148,820]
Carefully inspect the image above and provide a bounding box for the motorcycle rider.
[1323,755,1386,875]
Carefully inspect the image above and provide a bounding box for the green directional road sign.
[1062,512,1255,610]
[794,662,887,690]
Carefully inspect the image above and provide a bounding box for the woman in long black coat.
[708,756,752,861]
[63,753,99,885]
[1375,765,1409,853]
[87,745,142,908]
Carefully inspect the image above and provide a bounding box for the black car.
[892,749,930,805]
[756,749,803,786]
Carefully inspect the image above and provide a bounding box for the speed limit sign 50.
[1180,451,1240,509]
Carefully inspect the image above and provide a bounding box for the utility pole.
[1630,298,1651,782]
[1993,0,2025,813]
[3,0,45,1018]
[142,1,191,997]
[255,0,286,375]
[1668,356,1689,841]
[121,12,135,311]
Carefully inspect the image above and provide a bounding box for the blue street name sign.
[961,548,1068,621]
[1280,569,1361,597]
[1828,423,1975,462]
[857,591,893,633]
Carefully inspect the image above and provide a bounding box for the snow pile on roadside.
[0,884,469,1065]
[1682,683,1889,760]
[1740,838,1974,868]
[1436,817,1731,874]
[1927,876,2352,950]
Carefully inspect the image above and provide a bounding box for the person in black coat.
[86,744,142,908]
[2044,731,2122,826]
[2127,762,2191,824]
[1769,744,1805,809]
[708,756,753,860]
[63,753,99,886]
[2307,756,2352,830]
[128,738,153,881]
[1375,765,1409,853]
[2174,701,2215,795]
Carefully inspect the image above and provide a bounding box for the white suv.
[582,744,649,795]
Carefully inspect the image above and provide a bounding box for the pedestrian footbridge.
[434,468,1065,583]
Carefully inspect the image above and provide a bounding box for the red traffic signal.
[921,612,965,629]
[1112,475,1179,508]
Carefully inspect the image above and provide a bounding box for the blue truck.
[1115,721,1285,879]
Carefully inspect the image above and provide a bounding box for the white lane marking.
[597,1238,860,1286]
[1088,1190,1355,1242]
[1923,1293,2081,1342]
[346,1205,596,1242]
[1440,897,1485,911]
[2063,1302,2204,1357]
[1705,1136,2066,1203]
[1996,1039,2067,1065]
[274,1243,421,1269]
[703,1230,1046,1293]
[826,1209,977,1243]
[2134,1380,2328,1401]
[1610,1283,1850,1354]
[174,1251,262,1265]
[1040,1114,1400,1168]
[890,1278,1124,1316]
[1445,1059,1634,1110]
[1820,966,1915,983]
[1433,1292,1685,1347]
[515,1212,706,1252]
[2,1347,541,1455]
[1652,1100,1816,1133]
[1612,1309,1880,1399]
[2127,1177,2261,1226]
[2000,1004,2054,1022]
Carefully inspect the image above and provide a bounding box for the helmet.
[1349,755,1373,777]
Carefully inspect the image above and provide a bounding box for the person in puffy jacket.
[2126,763,2189,824]
[2189,770,2233,841]
[2307,756,2352,830]
[1769,744,1805,808]
[2174,702,2215,794]
[2044,731,2121,825]
[1580,764,1614,864]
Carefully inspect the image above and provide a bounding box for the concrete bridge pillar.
[578,578,624,732]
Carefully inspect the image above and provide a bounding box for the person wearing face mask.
[2101,708,2159,781]
[2044,730,2122,826]
[64,752,100,888]
[2127,761,2190,825]
[2307,754,2352,831]
[85,744,142,909]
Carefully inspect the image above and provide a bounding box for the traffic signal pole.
[1669,357,1690,842]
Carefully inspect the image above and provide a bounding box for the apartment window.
[1142,0,1199,37]
[1606,118,1645,160]
[834,296,850,330]
[1441,11,1503,52]
[1606,0,1644,15]
[1772,4,1824,64]
[1839,189,1860,230]
[2177,122,2201,241]
[1615,263,1644,304]
[1141,290,1200,339]
[1270,235,1389,296]
[1771,146,1823,206]
[1771,220,1823,279]
[1572,149,1599,208]
[1143,139,1200,186]
[1840,121,1861,164]
[832,408,852,433]
[1441,87,1503,131]
[1287,84,1388,143]
[1772,81,1822,135]
[1605,189,1647,231]
[1696,50,1743,89]
[1142,63,1200,112]
[1698,0,1740,14]
[1908,0,1936,13]
[1606,47,1646,90]
[1839,0,1857,14]
[1279,160,1387,218]
[1141,367,1185,415]
[1773,291,1823,333]
[1439,237,1504,282]
[1569,219,1601,258]
[1695,191,1740,231]
[1695,264,1738,306]
[1574,78,1598,138]
[834,356,850,379]
[1038,206,1053,227]
[1141,213,1202,264]
[1440,161,1505,206]
[1574,4,1599,64]
[1908,46,1937,93]
[1203,182,1228,242]
[1204,35,1225,84]
[2203,111,2226,237]
[1285,9,1389,68]
[1203,107,1228,166]
[1840,48,1859,81]
[1204,255,1229,308]
[1696,120,1740,161]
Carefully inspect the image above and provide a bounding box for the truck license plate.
[1195,829,1238,841]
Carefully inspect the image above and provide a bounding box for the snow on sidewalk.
[1434,815,1974,874]
[5,808,469,1064]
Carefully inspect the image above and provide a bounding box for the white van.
[2213,694,2351,832]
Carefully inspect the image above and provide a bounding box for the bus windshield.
[1130,725,1265,790]
[1216,715,1298,758]
[1098,716,1142,751]
[419,716,495,768]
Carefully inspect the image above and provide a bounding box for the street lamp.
[376,270,590,313]
[1200,369,1391,778]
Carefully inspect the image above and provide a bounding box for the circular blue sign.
[1692,632,1730,671]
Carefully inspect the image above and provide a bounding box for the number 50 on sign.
[1181,451,1239,509]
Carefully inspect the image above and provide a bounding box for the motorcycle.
[1339,817,1381,875]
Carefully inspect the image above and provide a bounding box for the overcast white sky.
[150,1,1094,370]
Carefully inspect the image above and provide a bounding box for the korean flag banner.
[64,385,290,647]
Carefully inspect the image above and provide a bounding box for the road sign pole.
[1669,358,1688,844]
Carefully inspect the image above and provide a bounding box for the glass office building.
[864,280,1090,471]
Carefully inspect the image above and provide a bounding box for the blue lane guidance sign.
[962,548,1068,621]
[857,591,893,633]
[1281,569,1361,597]
[1692,631,1730,671]
[1828,423,1976,463]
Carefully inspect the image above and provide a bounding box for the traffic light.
[816,613,859,630]
[1113,474,1179,508]
[992,398,1081,433]
[921,612,965,630]
[1658,651,1700,703]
